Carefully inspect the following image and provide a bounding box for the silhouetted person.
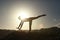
[17,14,46,31]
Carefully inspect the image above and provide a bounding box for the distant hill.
[0,27,60,40]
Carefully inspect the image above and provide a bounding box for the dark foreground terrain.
[0,27,60,40]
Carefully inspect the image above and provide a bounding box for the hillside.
[0,27,60,40]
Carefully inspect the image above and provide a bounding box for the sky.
[0,0,60,30]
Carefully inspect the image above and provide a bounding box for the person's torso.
[21,17,34,22]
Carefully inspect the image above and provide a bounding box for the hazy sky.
[0,0,60,30]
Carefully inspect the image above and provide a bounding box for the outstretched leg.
[31,14,46,20]
[29,20,32,32]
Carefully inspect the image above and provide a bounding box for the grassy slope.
[0,27,60,40]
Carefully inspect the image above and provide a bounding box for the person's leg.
[29,20,32,32]
[31,14,46,20]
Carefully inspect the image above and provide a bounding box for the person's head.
[18,16,21,20]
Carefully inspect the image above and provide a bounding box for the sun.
[20,13,28,20]
[19,10,29,20]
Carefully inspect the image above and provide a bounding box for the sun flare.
[20,13,29,20]
[18,9,29,20]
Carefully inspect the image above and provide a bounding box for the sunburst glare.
[18,9,30,20]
